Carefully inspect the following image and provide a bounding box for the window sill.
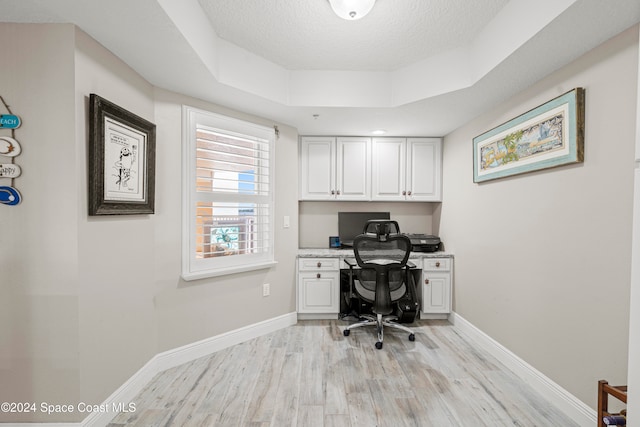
[181,261,278,281]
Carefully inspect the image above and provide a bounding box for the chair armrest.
[343,258,357,268]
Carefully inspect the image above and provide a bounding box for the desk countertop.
[298,248,453,258]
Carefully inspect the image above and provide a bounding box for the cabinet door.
[298,271,340,313]
[407,138,442,201]
[371,138,406,201]
[300,137,335,200]
[421,272,451,314]
[336,137,370,200]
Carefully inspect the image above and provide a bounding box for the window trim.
[181,106,276,281]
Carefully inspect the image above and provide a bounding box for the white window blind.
[183,107,276,280]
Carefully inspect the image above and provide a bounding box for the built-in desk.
[297,249,454,320]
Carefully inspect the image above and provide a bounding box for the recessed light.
[371,129,386,135]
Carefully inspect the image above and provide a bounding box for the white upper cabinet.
[371,137,406,201]
[300,136,335,200]
[300,136,370,200]
[372,137,442,201]
[336,137,370,200]
[406,138,442,201]
[300,135,440,201]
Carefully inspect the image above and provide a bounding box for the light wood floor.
[108,319,580,427]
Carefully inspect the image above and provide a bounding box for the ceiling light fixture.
[328,0,376,20]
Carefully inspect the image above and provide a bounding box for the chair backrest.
[354,220,410,268]
[361,219,400,238]
[353,220,412,314]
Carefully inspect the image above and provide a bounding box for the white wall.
[439,25,638,408]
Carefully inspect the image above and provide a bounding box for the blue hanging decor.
[0,185,21,205]
[0,95,22,206]
[0,114,21,129]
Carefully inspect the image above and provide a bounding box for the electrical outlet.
[263,283,270,297]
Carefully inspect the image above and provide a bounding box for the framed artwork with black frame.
[89,93,156,215]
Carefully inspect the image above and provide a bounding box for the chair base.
[343,313,416,349]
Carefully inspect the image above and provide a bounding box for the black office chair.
[343,220,418,349]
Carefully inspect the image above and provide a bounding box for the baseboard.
[82,312,297,427]
[419,313,449,320]
[297,313,339,320]
[449,312,596,427]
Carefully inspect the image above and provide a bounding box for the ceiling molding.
[2,0,639,135]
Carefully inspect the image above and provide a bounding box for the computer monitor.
[338,211,390,247]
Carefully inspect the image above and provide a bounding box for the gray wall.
[299,201,438,248]
[439,26,638,408]
[0,23,299,423]
[151,89,299,353]
[0,24,81,423]
[74,27,158,410]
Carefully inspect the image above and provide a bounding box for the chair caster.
[375,341,383,349]
[409,334,415,341]
[343,329,350,337]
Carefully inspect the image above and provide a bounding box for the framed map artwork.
[473,88,584,183]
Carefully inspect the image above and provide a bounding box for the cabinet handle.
[317,261,322,268]
[317,273,321,279]
[336,190,341,195]
[435,261,440,267]
[331,190,335,195]
[407,191,412,196]
[402,190,407,196]
[425,279,429,284]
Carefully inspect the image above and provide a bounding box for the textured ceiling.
[198,0,509,71]
[1,0,640,136]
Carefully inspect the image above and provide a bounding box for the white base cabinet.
[297,253,453,320]
[297,258,341,318]
[421,257,453,318]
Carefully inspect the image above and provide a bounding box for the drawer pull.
[425,279,429,284]
[435,261,440,267]
[317,261,322,268]
[317,273,321,279]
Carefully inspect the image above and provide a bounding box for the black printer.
[403,233,441,252]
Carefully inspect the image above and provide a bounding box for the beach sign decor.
[0,186,21,205]
[0,96,23,207]
[0,163,21,178]
[0,114,21,129]
[0,136,21,157]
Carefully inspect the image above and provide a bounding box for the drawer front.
[298,257,340,271]
[423,257,451,272]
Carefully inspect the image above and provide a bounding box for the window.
[182,106,276,280]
